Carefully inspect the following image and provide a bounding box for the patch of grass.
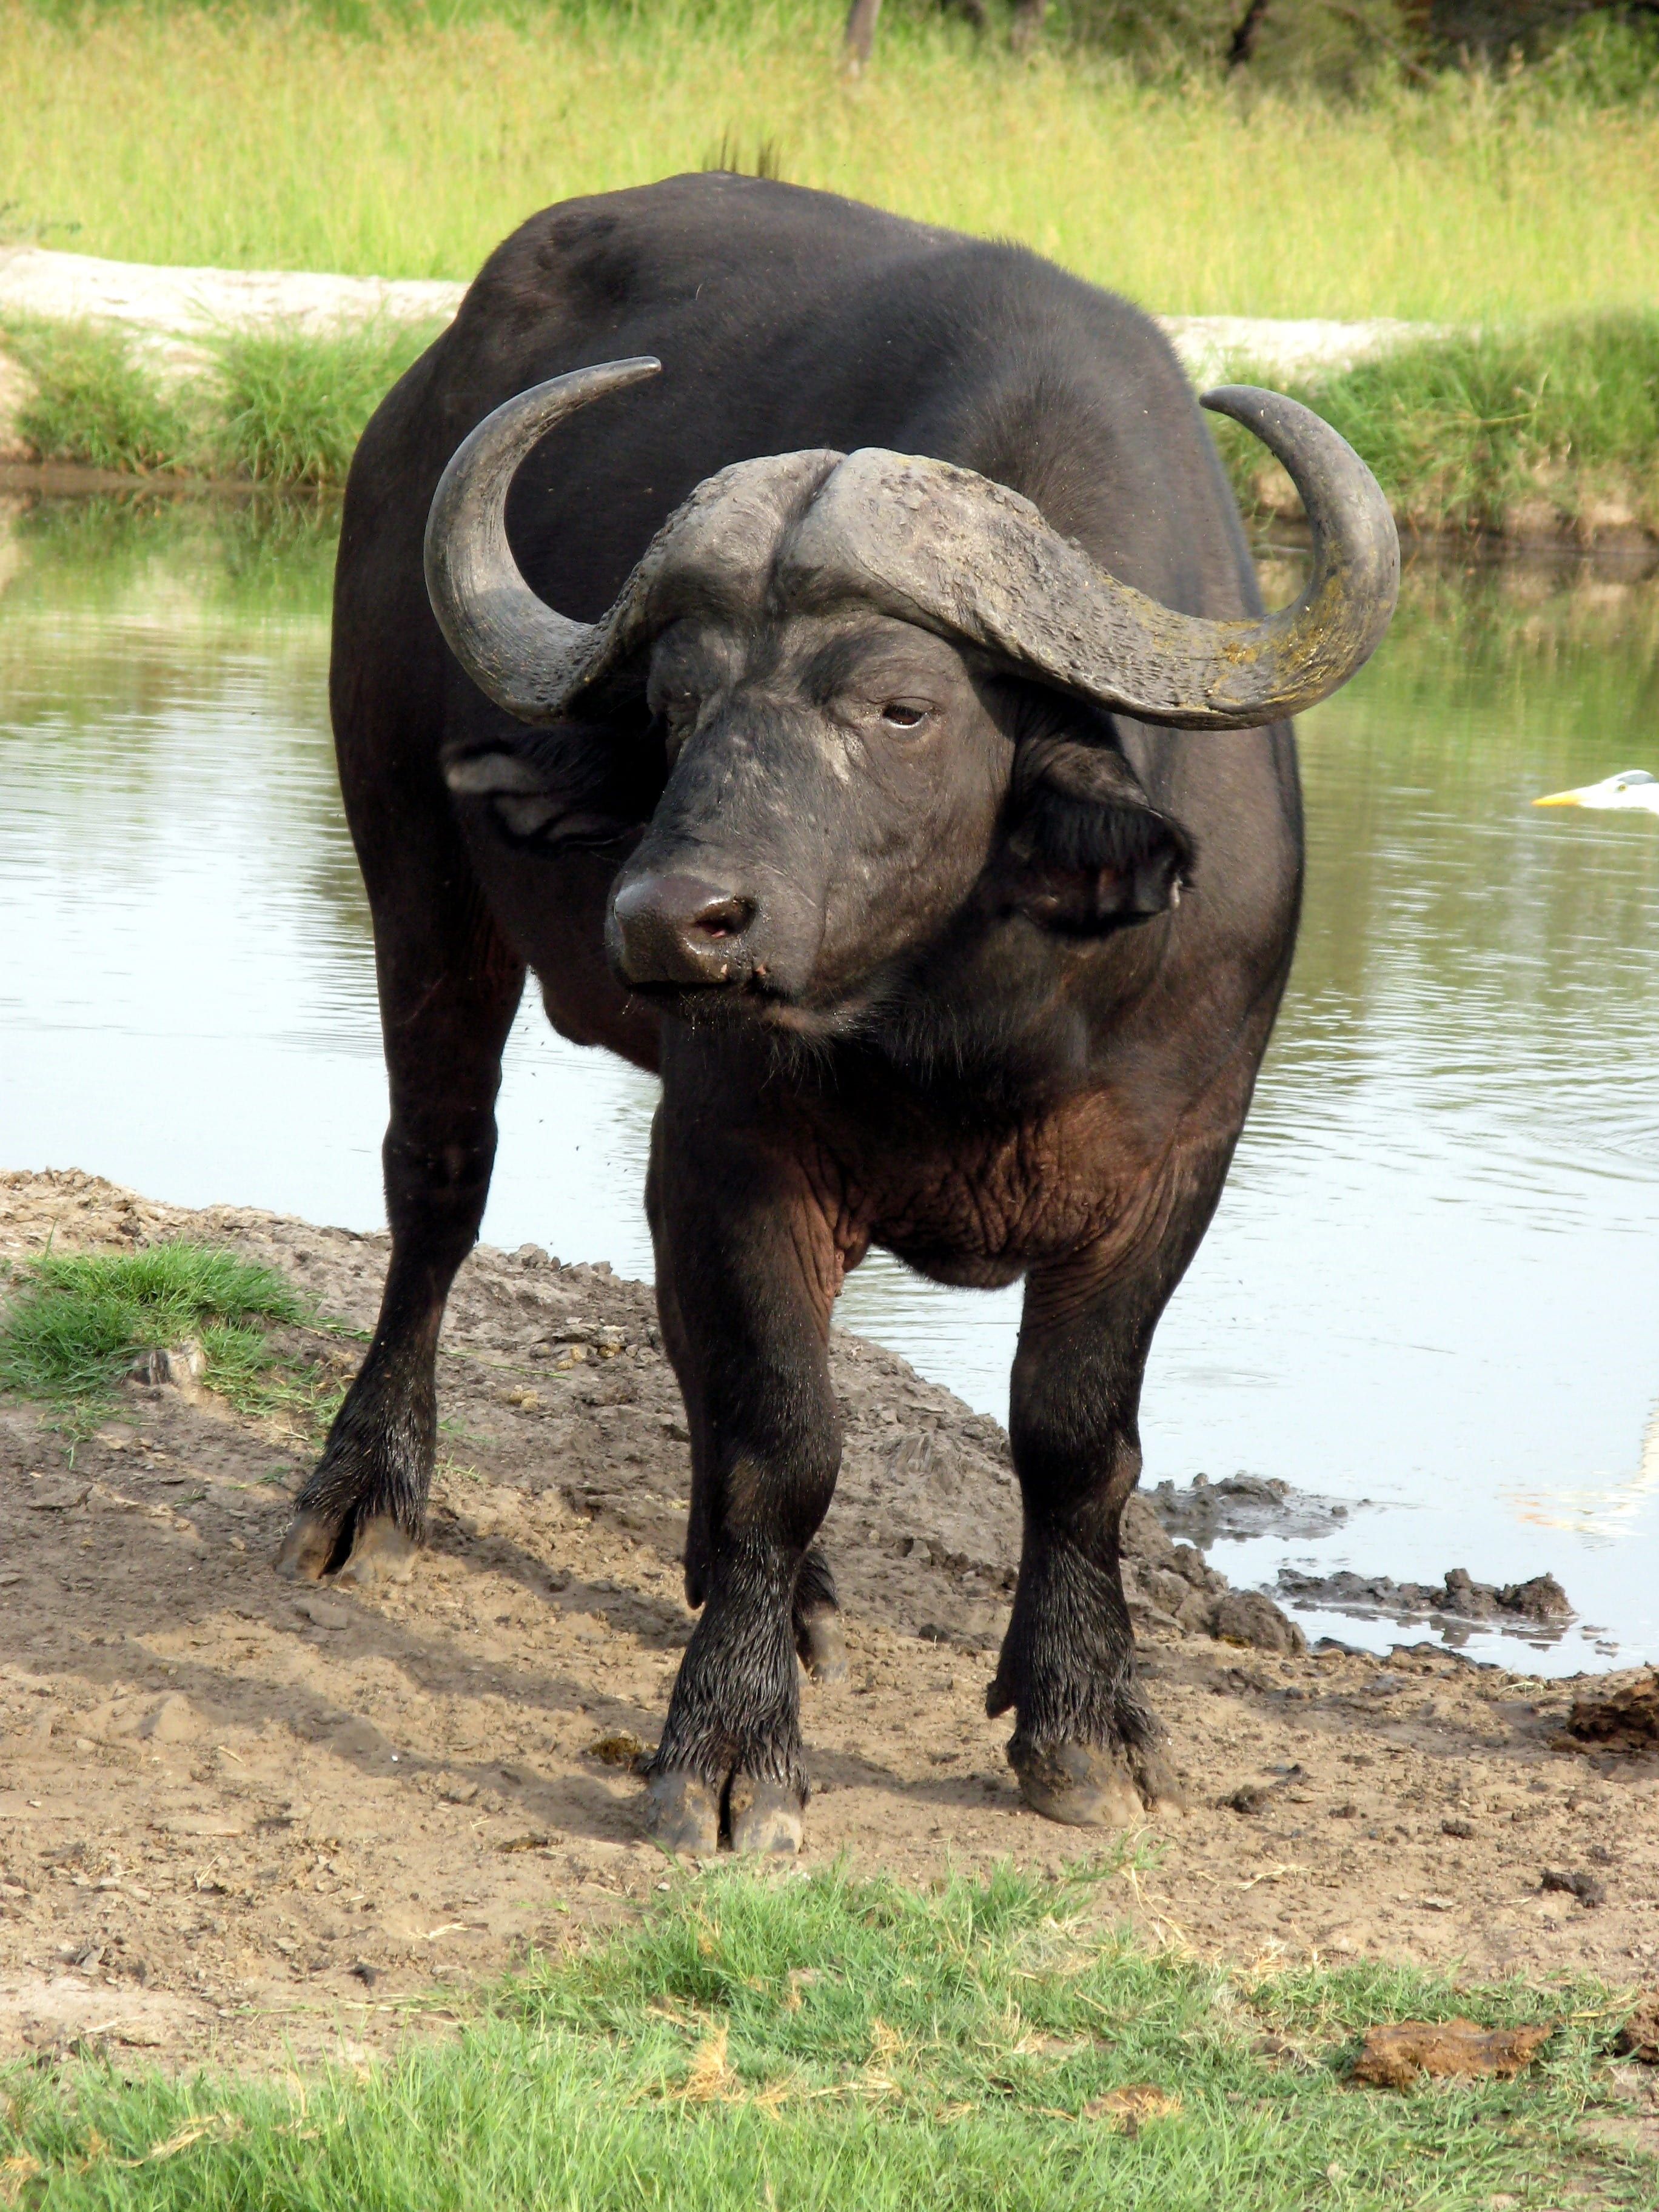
[2,3,1658,321]
[2,318,192,475]
[1,1862,1651,2208]
[0,314,441,487]
[0,1241,349,1433]
[208,318,443,486]
[15,304,1659,529]
[1216,313,1659,534]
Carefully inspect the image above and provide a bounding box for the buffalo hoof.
[645,1768,721,1855]
[273,1509,336,1583]
[1010,1740,1148,1829]
[796,1604,850,1684]
[1128,1743,1188,1815]
[728,1775,804,1856]
[333,1516,418,1591]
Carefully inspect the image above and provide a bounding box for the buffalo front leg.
[643,1090,842,1857]
[276,901,523,1590]
[988,1241,1195,1828]
[658,1258,848,1691]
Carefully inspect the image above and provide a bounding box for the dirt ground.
[3,1168,1657,2074]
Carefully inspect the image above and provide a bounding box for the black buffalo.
[278,174,1396,1854]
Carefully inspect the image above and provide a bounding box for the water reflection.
[2,495,1656,1671]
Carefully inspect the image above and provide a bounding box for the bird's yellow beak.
[1532,787,1584,806]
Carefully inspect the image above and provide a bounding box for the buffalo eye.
[880,702,929,730]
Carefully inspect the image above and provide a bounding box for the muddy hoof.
[728,1774,804,1856]
[645,1769,720,1855]
[273,1509,337,1583]
[1010,1740,1145,1829]
[333,1516,418,1591]
[797,1606,850,1684]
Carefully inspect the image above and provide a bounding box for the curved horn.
[423,357,662,724]
[1192,384,1399,722]
[782,386,1398,728]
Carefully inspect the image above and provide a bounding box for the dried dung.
[586,1729,649,1771]
[1540,1867,1606,1909]
[1350,2019,1553,2090]
[1083,2084,1182,2133]
[1615,1995,1659,2065]
[1564,1671,1659,1754]
[1222,1783,1270,1815]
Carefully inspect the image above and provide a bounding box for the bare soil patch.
[3,1168,1657,2073]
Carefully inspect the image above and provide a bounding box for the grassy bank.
[0,316,441,487]
[2,1860,1652,2209]
[4,2,1659,322]
[7,300,1658,536]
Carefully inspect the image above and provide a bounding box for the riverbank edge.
[2,247,1655,549]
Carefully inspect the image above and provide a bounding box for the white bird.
[1533,769,1659,813]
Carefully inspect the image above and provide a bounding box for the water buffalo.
[277,173,1396,1854]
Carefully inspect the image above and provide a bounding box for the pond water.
[3,494,1657,1674]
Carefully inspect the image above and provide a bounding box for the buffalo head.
[426,358,1396,1028]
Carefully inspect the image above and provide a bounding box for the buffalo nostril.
[689,895,754,942]
[610,871,759,987]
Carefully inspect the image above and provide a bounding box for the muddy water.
[2,496,1657,1671]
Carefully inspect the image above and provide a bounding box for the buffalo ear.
[1003,732,1195,934]
[442,717,665,850]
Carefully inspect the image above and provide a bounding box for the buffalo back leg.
[987,1155,1235,1826]
[276,806,524,1590]
[642,1070,843,1856]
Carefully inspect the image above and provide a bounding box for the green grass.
[1216,312,1659,534]
[0,1241,354,1433]
[1,313,440,486]
[2,1,1658,321]
[209,319,443,484]
[1,1861,1652,2208]
[10,303,1659,526]
[3,321,193,477]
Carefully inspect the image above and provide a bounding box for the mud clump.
[1118,1494,1304,1651]
[1212,1589,1307,1656]
[1278,1564,1572,1632]
[1351,2018,1553,2090]
[1150,1472,1355,1544]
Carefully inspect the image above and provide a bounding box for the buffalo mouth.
[618,971,789,1025]
[617,968,876,1043]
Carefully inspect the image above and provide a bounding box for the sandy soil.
[3,1168,1657,2074]
[0,246,463,367]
